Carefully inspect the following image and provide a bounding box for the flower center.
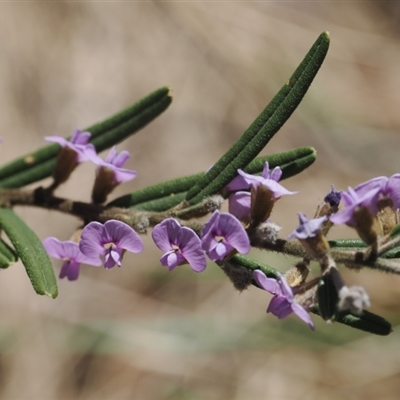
[215,235,225,243]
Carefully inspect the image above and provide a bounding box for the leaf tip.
[45,289,58,299]
[322,31,330,42]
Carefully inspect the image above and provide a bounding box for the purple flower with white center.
[79,220,144,269]
[45,128,97,162]
[152,218,207,272]
[201,211,250,261]
[43,237,102,281]
[288,213,327,240]
[253,270,314,330]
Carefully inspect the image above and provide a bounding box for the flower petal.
[152,221,175,252]
[387,174,400,209]
[228,191,251,222]
[59,260,80,281]
[253,270,281,294]
[267,296,292,318]
[291,302,315,330]
[178,227,207,272]
[217,213,250,255]
[79,222,107,258]
[103,220,143,253]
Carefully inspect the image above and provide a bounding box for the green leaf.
[185,32,330,205]
[317,272,339,321]
[311,305,392,335]
[328,239,367,249]
[0,238,18,269]
[0,208,58,298]
[108,147,316,210]
[108,174,203,209]
[380,247,400,259]
[130,192,187,212]
[230,254,279,279]
[390,224,400,237]
[244,146,316,177]
[0,87,172,189]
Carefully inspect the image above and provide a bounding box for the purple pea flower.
[92,146,137,183]
[227,162,296,196]
[45,128,97,163]
[353,174,400,212]
[227,162,297,221]
[226,162,283,191]
[79,220,144,269]
[91,146,137,204]
[201,211,250,261]
[288,213,327,240]
[152,218,207,272]
[329,186,380,226]
[45,129,98,185]
[253,270,314,330]
[43,237,102,281]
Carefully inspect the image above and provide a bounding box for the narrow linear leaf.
[89,92,172,152]
[245,146,315,175]
[108,176,202,209]
[130,192,187,212]
[0,87,172,188]
[390,224,400,237]
[0,238,18,269]
[311,305,392,335]
[380,247,400,259]
[328,239,367,249]
[0,208,58,298]
[317,273,339,321]
[231,254,279,279]
[108,147,315,209]
[186,32,329,205]
[0,158,57,189]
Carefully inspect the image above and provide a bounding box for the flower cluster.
[45,130,137,201]
[43,130,141,280]
[41,130,400,332]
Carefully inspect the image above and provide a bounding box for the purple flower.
[288,213,327,240]
[227,162,282,191]
[201,211,250,261]
[330,186,380,226]
[227,163,297,221]
[91,146,137,204]
[253,270,314,330]
[227,162,296,196]
[228,191,252,222]
[43,237,102,281]
[92,146,137,183]
[79,220,144,269]
[353,174,400,211]
[152,218,207,272]
[324,185,342,207]
[45,128,97,162]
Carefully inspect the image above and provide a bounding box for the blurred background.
[1,2,400,399]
